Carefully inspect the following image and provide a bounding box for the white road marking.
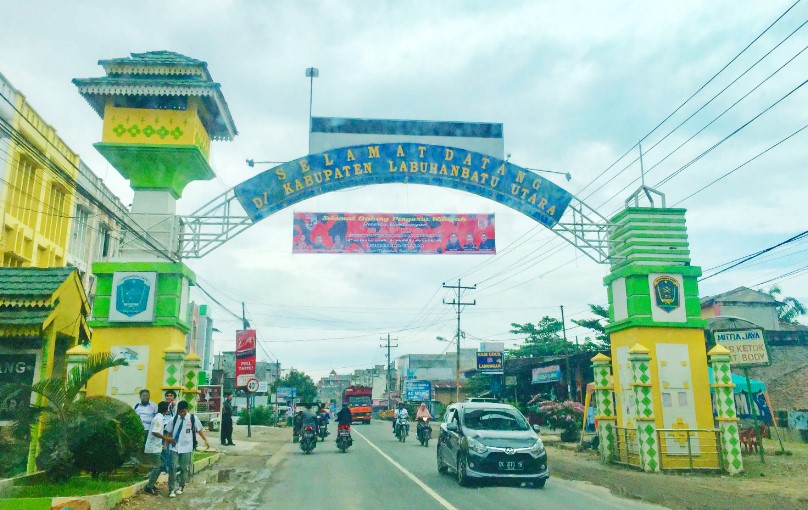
[354,429,459,510]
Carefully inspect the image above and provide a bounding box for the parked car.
[436,402,548,488]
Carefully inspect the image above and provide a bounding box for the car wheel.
[437,452,449,474]
[456,454,472,487]
[532,479,546,489]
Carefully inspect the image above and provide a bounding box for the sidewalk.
[115,424,290,509]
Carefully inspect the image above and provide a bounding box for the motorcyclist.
[415,402,432,421]
[336,404,352,428]
[300,405,318,431]
[393,402,409,435]
[318,404,330,438]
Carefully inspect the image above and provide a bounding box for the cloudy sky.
[2,1,806,380]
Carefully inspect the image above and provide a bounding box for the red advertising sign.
[292,213,495,254]
[197,385,222,413]
[235,329,257,387]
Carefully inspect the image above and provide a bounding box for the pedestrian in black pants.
[221,392,235,446]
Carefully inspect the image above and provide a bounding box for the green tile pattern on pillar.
[592,355,618,463]
[709,349,744,474]
[629,346,659,472]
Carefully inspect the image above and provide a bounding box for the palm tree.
[0,352,127,438]
[766,285,807,325]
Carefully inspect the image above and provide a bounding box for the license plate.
[497,461,524,471]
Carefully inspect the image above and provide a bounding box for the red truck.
[342,385,372,424]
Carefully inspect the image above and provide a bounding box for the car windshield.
[462,408,530,431]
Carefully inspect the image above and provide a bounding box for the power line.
[576,0,804,198]
[700,230,808,281]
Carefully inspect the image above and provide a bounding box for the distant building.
[185,302,214,375]
[351,364,396,400]
[395,349,478,397]
[317,370,351,404]
[211,351,280,395]
[701,286,808,410]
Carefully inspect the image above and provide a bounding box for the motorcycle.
[416,416,431,447]
[318,421,329,442]
[395,416,409,442]
[336,424,353,453]
[300,425,317,454]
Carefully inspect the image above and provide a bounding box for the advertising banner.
[532,365,562,384]
[235,329,257,387]
[233,143,573,229]
[292,212,496,254]
[0,354,36,421]
[714,329,770,367]
[197,385,222,413]
[476,352,503,372]
[404,380,432,401]
[276,386,298,401]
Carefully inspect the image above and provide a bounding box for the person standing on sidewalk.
[221,393,235,446]
[143,401,171,496]
[161,389,177,473]
[165,400,210,498]
[134,389,158,445]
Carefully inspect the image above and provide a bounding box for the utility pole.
[443,280,476,402]
[560,305,571,400]
[305,67,319,153]
[380,334,398,409]
[241,302,252,437]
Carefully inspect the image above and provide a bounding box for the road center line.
[354,429,459,510]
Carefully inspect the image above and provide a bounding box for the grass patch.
[193,450,216,461]
[12,473,142,498]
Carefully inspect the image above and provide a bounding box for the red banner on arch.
[292,213,496,254]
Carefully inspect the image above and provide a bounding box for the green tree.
[0,352,127,439]
[767,285,807,324]
[509,316,571,358]
[466,373,491,397]
[571,304,611,347]
[272,369,318,402]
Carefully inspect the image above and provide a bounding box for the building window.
[69,206,90,258]
[8,153,39,229]
[40,184,67,244]
[97,225,111,260]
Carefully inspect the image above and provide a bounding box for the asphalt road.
[265,421,670,510]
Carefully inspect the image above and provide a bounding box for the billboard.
[0,354,36,422]
[197,385,222,414]
[714,329,770,367]
[235,329,257,387]
[404,380,432,401]
[276,386,298,401]
[476,352,503,373]
[292,212,496,254]
[532,365,562,384]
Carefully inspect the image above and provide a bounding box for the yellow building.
[0,72,78,268]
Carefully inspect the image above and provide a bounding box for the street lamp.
[305,67,319,153]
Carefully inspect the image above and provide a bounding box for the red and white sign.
[246,378,260,393]
[236,329,257,387]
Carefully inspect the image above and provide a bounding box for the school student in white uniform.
[143,401,171,496]
[164,400,210,498]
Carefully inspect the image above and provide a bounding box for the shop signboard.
[532,365,562,384]
[0,354,36,422]
[714,328,770,367]
[235,329,257,387]
[404,380,432,401]
[476,351,503,373]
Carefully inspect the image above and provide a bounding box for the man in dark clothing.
[336,404,352,427]
[221,393,235,446]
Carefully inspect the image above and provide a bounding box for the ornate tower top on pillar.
[72,51,237,198]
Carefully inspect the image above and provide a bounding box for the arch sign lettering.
[233,143,573,228]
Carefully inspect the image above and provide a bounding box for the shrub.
[529,400,585,438]
[237,405,275,426]
[37,396,142,479]
[0,428,29,479]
